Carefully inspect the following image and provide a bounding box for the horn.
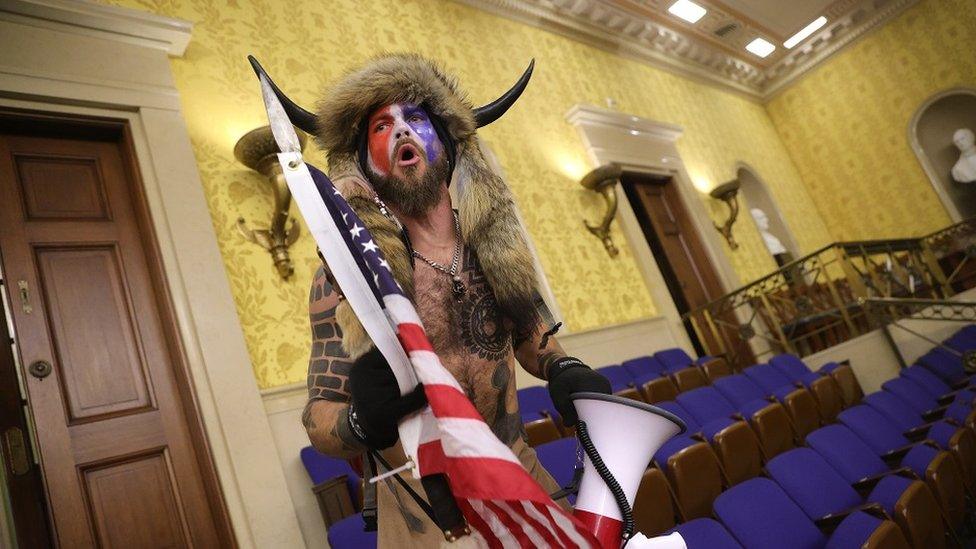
[472,59,535,127]
[247,55,318,135]
[570,393,685,548]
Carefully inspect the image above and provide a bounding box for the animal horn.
[472,59,534,127]
[247,55,318,135]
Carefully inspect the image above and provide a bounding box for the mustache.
[393,137,423,157]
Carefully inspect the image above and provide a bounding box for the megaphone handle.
[577,420,635,542]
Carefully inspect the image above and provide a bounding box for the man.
[271,54,610,546]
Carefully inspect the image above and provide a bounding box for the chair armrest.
[881,442,915,465]
[920,405,947,422]
[852,467,916,494]
[903,423,932,441]
[815,503,888,533]
[691,432,706,442]
[950,379,970,391]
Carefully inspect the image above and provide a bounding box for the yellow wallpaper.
[104,0,829,388]
[767,0,976,240]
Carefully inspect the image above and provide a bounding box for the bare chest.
[411,249,523,444]
[413,249,513,375]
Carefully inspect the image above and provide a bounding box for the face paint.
[366,102,442,179]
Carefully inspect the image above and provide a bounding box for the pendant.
[452,275,466,301]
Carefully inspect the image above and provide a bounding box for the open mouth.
[395,143,421,167]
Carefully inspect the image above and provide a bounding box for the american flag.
[295,162,599,548]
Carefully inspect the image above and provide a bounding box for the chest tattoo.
[458,251,510,361]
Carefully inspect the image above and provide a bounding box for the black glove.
[348,347,427,449]
[546,357,611,427]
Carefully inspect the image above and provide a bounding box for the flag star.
[378,258,390,271]
[349,224,365,238]
[362,239,379,253]
[373,273,380,287]
[333,188,342,196]
[341,212,349,223]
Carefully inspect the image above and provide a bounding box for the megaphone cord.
[576,420,635,545]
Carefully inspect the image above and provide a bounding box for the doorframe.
[0,2,304,547]
[566,104,743,352]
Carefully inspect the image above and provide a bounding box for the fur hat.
[250,54,540,357]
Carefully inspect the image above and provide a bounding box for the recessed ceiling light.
[667,0,707,24]
[746,37,776,58]
[784,16,828,49]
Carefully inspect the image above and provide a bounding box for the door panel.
[0,121,225,547]
[36,245,153,422]
[82,451,189,547]
[14,154,111,220]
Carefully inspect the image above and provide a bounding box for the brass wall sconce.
[709,179,741,250]
[581,163,623,257]
[234,125,307,279]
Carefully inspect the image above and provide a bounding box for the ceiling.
[457,0,918,99]
[717,0,837,37]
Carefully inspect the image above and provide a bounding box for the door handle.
[28,360,52,379]
[3,427,30,476]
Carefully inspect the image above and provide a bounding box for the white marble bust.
[751,208,787,255]
[951,128,976,184]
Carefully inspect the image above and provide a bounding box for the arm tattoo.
[539,351,563,380]
[307,266,353,405]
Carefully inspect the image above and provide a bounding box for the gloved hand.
[348,347,427,449]
[546,357,612,427]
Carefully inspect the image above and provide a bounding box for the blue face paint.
[366,102,443,177]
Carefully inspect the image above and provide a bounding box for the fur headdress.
[250,55,541,357]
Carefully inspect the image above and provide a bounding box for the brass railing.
[685,218,976,369]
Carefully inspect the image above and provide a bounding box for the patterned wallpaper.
[103,0,830,388]
[767,0,975,240]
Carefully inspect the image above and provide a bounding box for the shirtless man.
[288,54,610,546]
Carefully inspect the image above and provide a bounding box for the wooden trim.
[118,121,236,548]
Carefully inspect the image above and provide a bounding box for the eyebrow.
[401,105,426,118]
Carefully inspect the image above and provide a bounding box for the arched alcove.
[909,88,976,221]
[737,164,799,264]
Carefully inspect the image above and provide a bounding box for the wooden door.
[0,114,230,548]
[623,172,751,362]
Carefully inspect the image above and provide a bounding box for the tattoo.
[490,361,521,445]
[307,266,353,404]
[458,250,509,361]
[539,351,562,380]
[511,323,533,350]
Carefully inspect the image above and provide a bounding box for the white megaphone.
[570,392,686,548]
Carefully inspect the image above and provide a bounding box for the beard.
[367,146,450,217]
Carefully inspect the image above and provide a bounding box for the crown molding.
[454,0,920,102]
[0,0,192,56]
[761,0,919,99]
[566,103,683,142]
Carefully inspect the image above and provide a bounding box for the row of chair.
[531,335,976,548]
[307,331,976,547]
[518,346,862,451]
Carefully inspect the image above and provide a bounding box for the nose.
[394,120,411,139]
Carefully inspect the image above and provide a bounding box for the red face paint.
[366,103,442,178]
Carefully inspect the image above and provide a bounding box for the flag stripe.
[422,385,485,420]
[396,322,435,352]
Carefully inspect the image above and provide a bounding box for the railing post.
[822,250,858,336]
[757,292,793,355]
[919,237,953,297]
